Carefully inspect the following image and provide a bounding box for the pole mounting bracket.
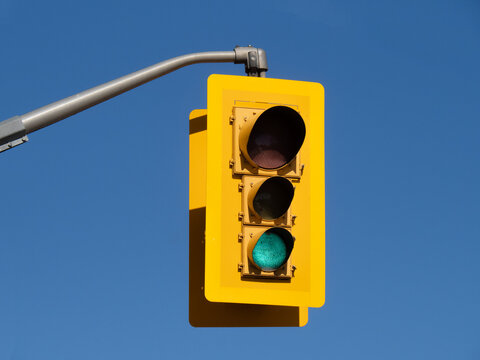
[234,46,268,77]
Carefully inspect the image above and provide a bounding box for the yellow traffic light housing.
[205,74,324,308]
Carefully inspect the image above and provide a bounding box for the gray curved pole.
[22,51,235,133]
[0,46,268,153]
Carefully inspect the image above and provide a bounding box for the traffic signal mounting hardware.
[205,74,325,308]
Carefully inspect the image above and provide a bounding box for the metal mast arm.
[0,46,268,153]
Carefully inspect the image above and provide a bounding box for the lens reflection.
[247,106,306,169]
[253,177,294,220]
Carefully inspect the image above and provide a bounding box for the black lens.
[253,177,294,220]
[247,106,306,169]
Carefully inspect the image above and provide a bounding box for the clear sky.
[1,0,479,359]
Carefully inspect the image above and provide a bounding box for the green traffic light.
[252,228,294,271]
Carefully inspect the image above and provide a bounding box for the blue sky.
[1,0,479,359]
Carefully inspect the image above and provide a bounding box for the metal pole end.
[0,116,28,153]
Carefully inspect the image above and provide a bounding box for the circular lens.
[251,228,294,271]
[247,106,306,169]
[252,177,294,220]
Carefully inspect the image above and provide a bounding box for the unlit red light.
[247,106,306,169]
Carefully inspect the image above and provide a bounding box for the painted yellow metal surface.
[189,109,308,326]
[205,75,325,307]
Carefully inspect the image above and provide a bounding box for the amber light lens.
[252,177,294,220]
[246,106,306,169]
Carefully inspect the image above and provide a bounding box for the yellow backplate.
[204,75,325,308]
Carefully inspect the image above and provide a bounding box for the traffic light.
[204,75,324,308]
